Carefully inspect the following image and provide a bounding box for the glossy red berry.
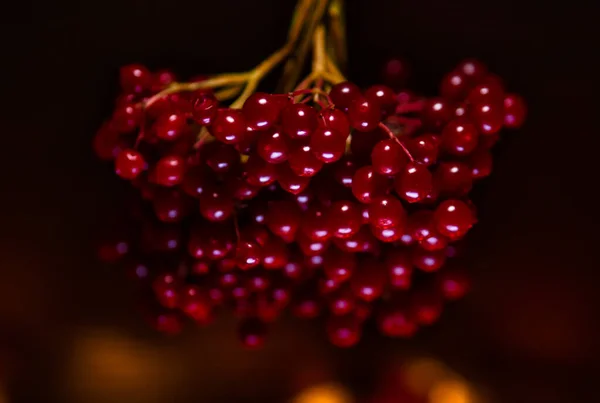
[323,248,356,282]
[203,142,240,173]
[440,71,470,101]
[319,108,351,138]
[119,64,151,94]
[394,162,433,203]
[364,85,397,115]
[421,98,453,131]
[433,199,475,240]
[152,190,192,223]
[112,103,143,133]
[266,201,302,242]
[441,118,479,156]
[155,155,185,186]
[277,164,310,195]
[155,113,187,141]
[348,97,382,132]
[151,69,176,92]
[419,229,448,252]
[242,92,282,130]
[328,82,361,111]
[191,92,218,126]
[371,139,409,176]
[351,166,389,204]
[115,149,145,180]
[328,201,362,239]
[468,79,504,105]
[350,261,386,302]
[370,224,402,243]
[236,241,262,270]
[288,144,324,177]
[369,196,407,230]
[333,226,380,253]
[199,187,234,222]
[471,100,504,135]
[455,59,488,84]
[261,237,289,269]
[310,127,346,163]
[503,93,527,128]
[435,162,473,195]
[210,108,247,144]
[468,149,493,179]
[328,287,356,315]
[281,103,318,139]
[244,154,278,186]
[407,134,440,167]
[385,250,413,290]
[181,166,214,198]
[300,205,332,241]
[257,126,290,164]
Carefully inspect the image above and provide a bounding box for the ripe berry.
[378,306,418,338]
[119,64,151,94]
[364,85,397,115]
[310,127,346,163]
[328,201,362,239]
[370,224,402,243]
[323,248,356,282]
[319,108,351,138]
[257,126,290,164]
[191,92,218,126]
[328,81,361,111]
[203,142,240,173]
[503,93,527,128]
[350,261,386,302]
[281,103,318,139]
[277,164,310,194]
[155,113,187,141]
[153,273,180,308]
[441,118,479,156]
[152,189,192,223]
[471,100,504,135]
[112,103,143,133]
[242,92,281,130]
[468,79,504,105]
[433,199,475,240]
[151,69,176,92]
[115,149,145,180]
[395,162,433,203]
[300,205,332,241]
[407,134,440,167]
[327,315,361,347]
[198,187,234,222]
[237,318,267,349]
[468,149,493,179]
[348,97,382,132]
[261,237,289,269]
[369,196,407,230]
[333,226,380,253]
[181,166,213,198]
[385,250,413,290]
[179,285,211,322]
[155,155,185,186]
[244,154,278,186]
[328,287,356,315]
[437,267,470,300]
[236,241,262,270]
[288,144,324,177]
[297,232,331,256]
[419,230,448,252]
[371,139,409,175]
[351,166,389,203]
[455,59,488,84]
[266,201,301,242]
[435,161,473,195]
[421,98,453,131]
[210,108,247,144]
[440,71,470,101]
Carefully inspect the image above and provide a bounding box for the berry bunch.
[94,0,526,348]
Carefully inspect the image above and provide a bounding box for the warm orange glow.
[293,383,353,403]
[0,383,7,403]
[402,358,448,397]
[429,379,471,403]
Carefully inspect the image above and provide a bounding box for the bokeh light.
[293,382,353,403]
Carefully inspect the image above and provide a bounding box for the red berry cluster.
[95,58,525,348]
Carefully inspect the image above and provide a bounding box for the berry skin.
[350,261,386,302]
[328,81,361,111]
[310,127,346,163]
[407,134,440,167]
[468,149,493,179]
[410,290,444,325]
[152,273,180,308]
[435,161,473,195]
[242,92,281,131]
[456,59,488,84]
[191,92,218,126]
[236,241,262,270]
[319,108,351,138]
[503,93,527,128]
[332,157,358,188]
[115,149,145,180]
[112,103,143,133]
[440,71,470,101]
[300,205,332,241]
[323,248,356,282]
[328,201,362,239]
[151,69,176,92]
[203,142,240,174]
[179,285,211,322]
[419,230,448,252]
[468,78,505,105]
[152,189,192,223]
[421,98,453,131]
[154,112,187,141]
[237,318,267,349]
[328,287,356,315]
[281,103,318,139]
[266,201,302,243]
[244,154,279,186]
[210,108,247,144]
[437,267,470,300]
[277,164,310,195]
[288,144,324,177]
[364,84,397,115]
[198,187,234,222]
[155,155,185,187]
[327,315,361,347]
[433,199,475,240]
[348,97,382,132]
[257,126,290,164]
[370,224,402,243]
[377,306,418,338]
[385,250,413,290]
[368,196,407,230]
[351,166,389,203]
[371,139,409,175]
[441,118,479,156]
[119,64,151,94]
[394,162,433,203]
[261,237,289,269]
[471,100,504,135]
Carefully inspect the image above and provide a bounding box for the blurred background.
[1,0,598,402]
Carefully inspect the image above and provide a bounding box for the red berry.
[381,58,410,89]
[310,127,346,163]
[300,205,332,241]
[152,273,180,308]
[179,285,211,322]
[385,250,413,290]
[333,226,380,253]
[329,81,361,111]
[119,64,151,94]
[199,187,234,222]
[370,224,402,243]
[419,230,448,252]
[210,108,247,144]
[281,103,318,139]
[503,93,527,128]
[440,71,470,101]
[364,85,397,115]
[328,201,362,239]
[323,248,356,282]
[468,78,504,105]
[152,189,192,223]
[348,97,382,132]
[437,267,470,300]
[435,161,473,195]
[155,112,187,141]
[394,162,433,203]
[115,149,145,180]
[244,154,278,186]
[468,149,493,179]
[433,199,475,240]
[455,59,488,84]
[327,315,361,347]
[203,142,240,173]
[242,92,281,130]
[112,103,143,133]
[277,164,311,194]
[328,287,356,315]
[421,98,453,131]
[407,134,440,167]
[471,100,504,135]
[297,232,331,256]
[237,318,267,349]
[191,92,218,126]
[350,260,386,302]
[378,306,417,338]
[371,139,409,175]
[441,118,479,156]
[261,237,289,269]
[407,210,435,242]
[319,108,351,138]
[369,196,407,230]
[351,165,389,204]
[257,126,290,164]
[236,241,262,270]
[94,123,123,160]
[155,155,185,186]
[410,290,444,325]
[266,200,301,242]
[288,144,324,177]
[181,166,213,198]
[150,69,176,92]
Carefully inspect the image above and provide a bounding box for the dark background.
[1,1,599,402]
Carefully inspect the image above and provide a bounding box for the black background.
[1,1,599,402]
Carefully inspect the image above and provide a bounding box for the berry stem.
[327,0,347,69]
[378,122,415,162]
[215,85,243,101]
[325,54,346,82]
